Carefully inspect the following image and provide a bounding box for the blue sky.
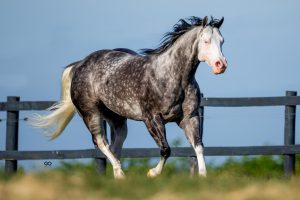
[1,0,299,169]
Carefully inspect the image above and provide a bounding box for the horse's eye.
[204,40,209,44]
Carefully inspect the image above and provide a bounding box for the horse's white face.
[197,26,227,75]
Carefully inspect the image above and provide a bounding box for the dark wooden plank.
[205,145,300,156]
[1,145,300,160]
[0,101,56,111]
[0,102,6,111]
[18,101,56,110]
[122,148,160,158]
[95,158,107,175]
[0,149,105,160]
[200,96,300,107]
[5,97,20,175]
[284,91,297,177]
[1,96,300,111]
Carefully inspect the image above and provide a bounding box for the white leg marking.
[147,157,166,178]
[195,145,207,177]
[95,135,125,179]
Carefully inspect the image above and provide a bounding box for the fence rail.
[1,145,300,160]
[1,96,300,111]
[0,91,299,177]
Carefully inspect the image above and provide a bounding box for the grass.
[1,155,300,200]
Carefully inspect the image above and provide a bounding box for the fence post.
[284,91,297,177]
[95,120,107,175]
[5,96,20,176]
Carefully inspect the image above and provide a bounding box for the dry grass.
[1,171,300,200]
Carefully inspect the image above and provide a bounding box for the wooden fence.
[0,91,299,177]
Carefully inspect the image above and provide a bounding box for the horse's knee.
[161,146,171,158]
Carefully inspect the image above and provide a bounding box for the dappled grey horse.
[31,16,227,179]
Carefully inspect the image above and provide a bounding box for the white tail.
[30,64,77,139]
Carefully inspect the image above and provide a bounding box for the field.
[1,156,300,200]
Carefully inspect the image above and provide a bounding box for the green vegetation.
[211,156,284,178]
[1,155,300,200]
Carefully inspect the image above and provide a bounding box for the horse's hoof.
[115,174,126,179]
[114,168,126,179]
[198,170,207,177]
[147,168,159,178]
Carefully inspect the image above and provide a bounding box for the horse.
[31,16,227,179]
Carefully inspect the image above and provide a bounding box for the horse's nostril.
[215,61,222,68]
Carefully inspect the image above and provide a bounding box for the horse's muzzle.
[213,59,227,75]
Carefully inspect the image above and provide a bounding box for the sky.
[0,0,300,170]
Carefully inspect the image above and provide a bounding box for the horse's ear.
[202,16,208,26]
[215,17,224,28]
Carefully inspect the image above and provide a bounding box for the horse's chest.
[160,90,185,122]
[162,103,183,122]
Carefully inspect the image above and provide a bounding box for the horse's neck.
[152,27,200,86]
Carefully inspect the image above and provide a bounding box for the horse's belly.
[102,99,143,121]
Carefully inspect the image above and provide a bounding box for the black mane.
[140,16,223,55]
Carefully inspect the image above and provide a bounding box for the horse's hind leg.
[144,114,170,177]
[83,111,125,179]
[107,118,128,160]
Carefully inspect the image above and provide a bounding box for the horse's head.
[197,17,227,75]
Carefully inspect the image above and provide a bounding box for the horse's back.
[72,49,141,76]
[70,49,147,120]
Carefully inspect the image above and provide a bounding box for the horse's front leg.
[179,115,207,177]
[144,114,170,177]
